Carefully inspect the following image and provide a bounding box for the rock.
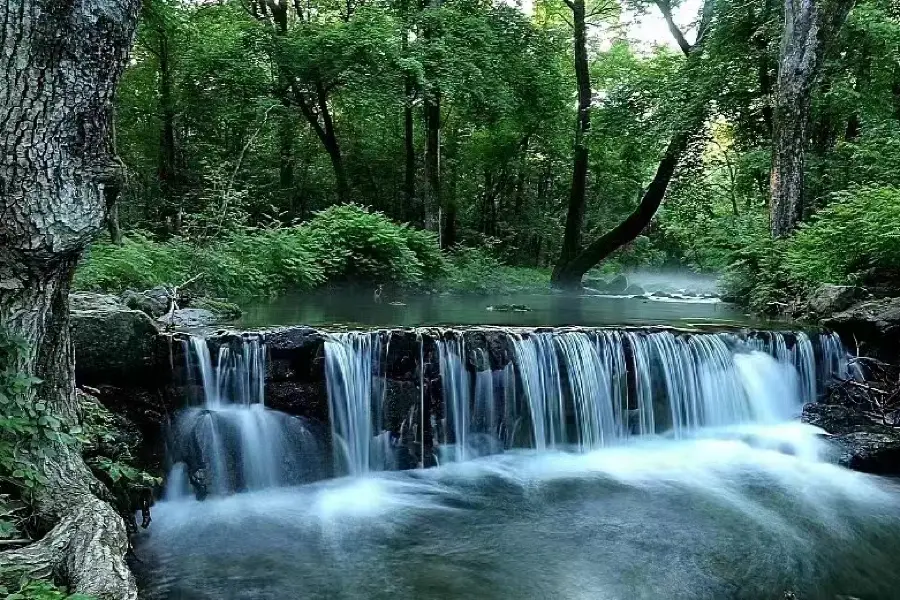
[607,274,629,294]
[623,284,646,296]
[70,291,121,312]
[824,297,900,361]
[121,286,171,318]
[157,308,219,329]
[191,297,242,321]
[806,284,863,317]
[802,403,900,474]
[70,293,161,386]
[486,304,531,312]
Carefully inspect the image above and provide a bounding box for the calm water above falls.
[238,289,754,329]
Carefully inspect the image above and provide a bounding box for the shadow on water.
[137,430,900,600]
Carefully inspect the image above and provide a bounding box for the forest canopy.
[70,0,900,301]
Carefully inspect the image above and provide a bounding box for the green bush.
[787,186,900,286]
[76,204,447,297]
[441,247,549,294]
[303,204,433,284]
[0,576,93,600]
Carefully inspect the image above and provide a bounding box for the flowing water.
[139,328,900,600]
[165,336,323,497]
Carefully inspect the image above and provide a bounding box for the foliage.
[441,247,549,294]
[0,575,94,600]
[0,333,81,494]
[303,204,446,284]
[787,186,900,287]
[0,335,97,600]
[76,205,447,296]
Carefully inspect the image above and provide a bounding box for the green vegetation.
[76,0,900,308]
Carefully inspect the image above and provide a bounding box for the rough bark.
[552,0,591,282]
[0,0,140,597]
[770,0,854,237]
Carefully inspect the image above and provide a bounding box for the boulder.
[70,293,161,386]
[824,297,900,361]
[157,308,219,329]
[607,274,629,294]
[623,284,646,296]
[806,284,863,317]
[121,286,171,318]
[802,403,900,474]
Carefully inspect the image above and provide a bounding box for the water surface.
[239,289,754,329]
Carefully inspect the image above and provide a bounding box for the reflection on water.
[239,289,753,329]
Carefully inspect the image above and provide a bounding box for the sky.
[624,0,703,49]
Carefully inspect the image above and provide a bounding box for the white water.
[430,330,848,459]
[167,336,319,498]
[324,332,392,475]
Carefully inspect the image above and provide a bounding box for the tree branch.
[655,0,692,56]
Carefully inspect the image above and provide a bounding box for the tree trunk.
[552,0,712,287]
[0,0,140,597]
[157,26,181,234]
[404,81,417,222]
[553,132,691,286]
[552,0,591,282]
[770,0,854,237]
[422,0,442,233]
[423,91,441,233]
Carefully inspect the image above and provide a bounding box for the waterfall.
[438,329,849,458]
[323,332,393,475]
[168,335,320,498]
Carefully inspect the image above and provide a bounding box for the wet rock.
[70,293,161,386]
[191,297,242,321]
[623,284,646,296]
[802,403,900,474]
[157,308,219,329]
[824,297,900,361]
[121,286,171,318]
[486,304,532,312]
[806,284,863,318]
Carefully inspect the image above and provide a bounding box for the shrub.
[302,204,428,284]
[76,205,447,297]
[441,247,549,294]
[787,186,900,287]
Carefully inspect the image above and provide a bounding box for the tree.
[0,1,141,598]
[769,0,855,237]
[552,0,715,286]
[552,0,618,280]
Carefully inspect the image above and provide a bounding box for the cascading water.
[434,329,848,458]
[140,326,895,600]
[323,331,394,474]
[167,336,321,498]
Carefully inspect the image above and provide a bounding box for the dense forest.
[72,0,900,309]
[2,0,900,597]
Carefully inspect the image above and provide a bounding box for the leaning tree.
[0,1,141,598]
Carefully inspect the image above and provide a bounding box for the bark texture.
[0,0,140,597]
[770,0,853,237]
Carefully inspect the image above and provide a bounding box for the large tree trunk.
[552,0,591,283]
[770,0,853,237]
[0,0,140,597]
